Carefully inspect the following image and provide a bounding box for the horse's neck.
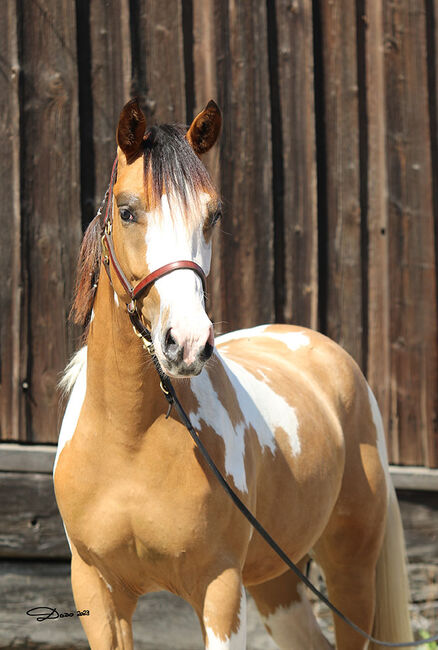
[85,269,165,438]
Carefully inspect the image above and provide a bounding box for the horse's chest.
[55,441,214,575]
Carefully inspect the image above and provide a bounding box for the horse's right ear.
[116,98,146,163]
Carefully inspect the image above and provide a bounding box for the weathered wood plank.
[130,1,186,125]
[317,0,363,366]
[88,0,131,208]
[0,1,23,441]
[0,444,56,474]
[390,466,438,492]
[383,0,438,466]
[20,0,82,443]
[272,0,318,328]
[192,0,224,328]
[0,472,69,559]
[398,490,438,564]
[365,0,392,455]
[206,1,274,333]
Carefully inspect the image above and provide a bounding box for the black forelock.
[142,124,215,207]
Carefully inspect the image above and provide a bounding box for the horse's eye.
[207,208,221,229]
[119,208,136,223]
[212,208,222,226]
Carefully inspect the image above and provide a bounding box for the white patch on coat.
[189,371,251,492]
[221,357,300,457]
[223,354,300,456]
[113,291,119,307]
[217,325,269,345]
[367,384,390,497]
[53,348,87,476]
[262,330,310,351]
[205,585,246,649]
[217,327,310,353]
[189,352,300,492]
[262,584,331,650]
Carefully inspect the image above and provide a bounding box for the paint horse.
[54,99,413,650]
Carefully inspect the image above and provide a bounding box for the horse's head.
[111,98,221,378]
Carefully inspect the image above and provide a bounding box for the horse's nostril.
[200,341,214,362]
[163,329,182,363]
[165,329,176,349]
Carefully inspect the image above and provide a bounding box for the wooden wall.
[0,0,436,467]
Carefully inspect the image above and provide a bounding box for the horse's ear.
[116,98,146,163]
[186,100,221,155]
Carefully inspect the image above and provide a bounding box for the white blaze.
[144,192,213,358]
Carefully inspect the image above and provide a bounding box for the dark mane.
[70,124,216,332]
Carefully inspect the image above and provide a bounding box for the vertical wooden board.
[274,0,318,328]
[365,0,393,456]
[383,0,437,466]
[192,0,224,330]
[130,0,186,125]
[89,0,131,207]
[430,0,438,468]
[199,0,274,333]
[20,0,82,442]
[0,2,22,440]
[318,0,363,366]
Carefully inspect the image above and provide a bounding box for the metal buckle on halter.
[101,233,109,265]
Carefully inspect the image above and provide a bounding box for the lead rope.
[131,318,437,649]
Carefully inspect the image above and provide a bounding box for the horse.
[54,98,413,650]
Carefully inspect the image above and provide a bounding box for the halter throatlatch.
[101,156,207,339]
[97,159,436,649]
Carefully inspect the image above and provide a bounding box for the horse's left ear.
[117,98,146,163]
[186,100,221,155]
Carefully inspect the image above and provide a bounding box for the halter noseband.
[101,157,207,333]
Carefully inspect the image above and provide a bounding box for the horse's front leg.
[195,566,247,649]
[71,547,138,650]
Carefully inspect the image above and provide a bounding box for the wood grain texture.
[0,2,436,466]
[0,1,23,441]
[0,472,69,559]
[208,0,274,333]
[192,0,224,329]
[317,0,363,366]
[130,0,186,125]
[273,0,318,328]
[365,0,392,463]
[383,0,437,466]
[88,0,131,207]
[0,444,56,474]
[19,0,82,442]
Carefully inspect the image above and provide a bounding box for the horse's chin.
[162,361,205,379]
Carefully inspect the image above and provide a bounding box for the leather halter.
[101,157,207,315]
